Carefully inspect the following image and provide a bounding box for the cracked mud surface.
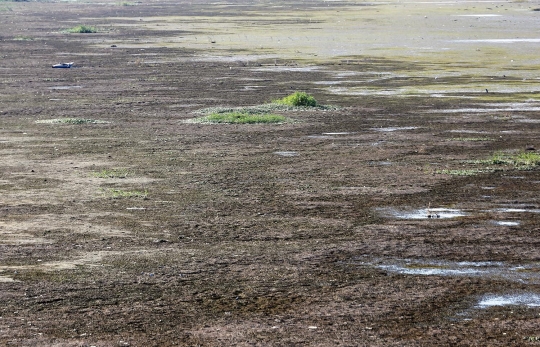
[1,0,540,346]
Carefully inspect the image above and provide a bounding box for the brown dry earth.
[1,0,540,346]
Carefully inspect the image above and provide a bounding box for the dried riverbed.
[1,0,540,346]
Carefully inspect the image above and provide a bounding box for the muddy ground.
[1,0,540,346]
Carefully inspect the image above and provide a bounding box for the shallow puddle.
[442,107,540,113]
[306,135,332,139]
[313,81,343,85]
[435,102,540,113]
[48,86,83,90]
[250,66,321,72]
[492,207,540,214]
[449,130,490,134]
[493,220,520,226]
[369,161,392,166]
[477,293,540,308]
[454,14,502,17]
[365,258,540,284]
[274,151,299,157]
[454,39,540,43]
[371,126,418,132]
[379,207,467,220]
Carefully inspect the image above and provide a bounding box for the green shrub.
[67,25,97,33]
[274,91,317,107]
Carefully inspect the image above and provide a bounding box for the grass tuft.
[483,151,540,169]
[67,25,97,33]
[93,168,129,179]
[13,36,33,41]
[203,112,287,124]
[105,188,148,199]
[439,151,540,176]
[273,91,317,107]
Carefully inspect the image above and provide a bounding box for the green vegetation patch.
[483,151,540,169]
[190,91,337,123]
[105,188,148,199]
[93,168,130,179]
[438,151,540,177]
[202,112,287,124]
[36,118,109,124]
[195,95,336,120]
[196,103,336,116]
[13,36,33,41]
[67,25,98,33]
[273,91,318,107]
